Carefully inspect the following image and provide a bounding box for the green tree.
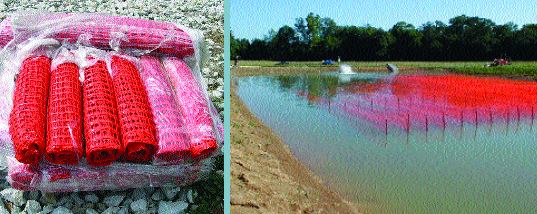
[389,22,422,60]
[271,25,299,61]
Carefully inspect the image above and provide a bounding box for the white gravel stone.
[0,188,26,206]
[130,199,147,214]
[118,207,129,214]
[85,208,99,214]
[151,190,163,201]
[84,193,99,203]
[187,189,194,203]
[11,206,20,214]
[69,192,84,206]
[158,201,188,214]
[39,193,57,205]
[131,189,146,201]
[51,206,73,214]
[121,197,133,207]
[162,186,180,200]
[41,205,54,214]
[0,206,8,214]
[27,191,40,201]
[23,200,41,213]
[103,195,125,207]
[101,207,120,214]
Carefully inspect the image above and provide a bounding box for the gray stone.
[57,195,72,206]
[162,187,180,200]
[85,208,99,214]
[51,206,73,214]
[62,201,73,209]
[11,206,21,214]
[187,189,194,203]
[69,193,84,206]
[27,191,40,201]
[158,201,188,214]
[39,193,57,205]
[143,187,155,196]
[151,190,163,201]
[103,195,124,207]
[96,203,107,212]
[0,188,26,206]
[118,207,128,214]
[84,193,98,204]
[121,198,132,207]
[0,206,8,214]
[83,203,94,209]
[101,207,120,214]
[41,205,54,214]
[23,200,41,213]
[130,199,147,214]
[131,189,146,201]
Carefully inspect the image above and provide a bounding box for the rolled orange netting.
[139,55,191,164]
[111,55,157,163]
[162,57,218,159]
[9,56,51,165]
[45,62,83,165]
[83,60,122,166]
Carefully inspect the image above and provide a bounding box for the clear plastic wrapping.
[0,11,222,192]
[139,55,191,165]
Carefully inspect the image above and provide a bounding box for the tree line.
[231,13,537,61]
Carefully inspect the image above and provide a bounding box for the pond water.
[236,71,537,213]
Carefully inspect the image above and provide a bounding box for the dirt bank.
[230,71,360,213]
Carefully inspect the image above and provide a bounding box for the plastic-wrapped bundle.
[83,60,122,166]
[139,55,191,164]
[46,62,83,165]
[6,160,40,190]
[9,56,52,165]
[6,157,212,192]
[3,13,195,57]
[0,17,12,46]
[162,57,218,159]
[111,55,157,162]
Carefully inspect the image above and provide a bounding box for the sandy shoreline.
[230,68,360,213]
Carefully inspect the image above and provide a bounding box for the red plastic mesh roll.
[139,55,191,164]
[9,56,51,165]
[111,55,157,162]
[83,60,122,166]
[162,57,218,159]
[0,14,195,56]
[45,62,83,165]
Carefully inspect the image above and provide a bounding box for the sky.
[231,0,537,40]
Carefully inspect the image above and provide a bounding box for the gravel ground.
[0,1,224,213]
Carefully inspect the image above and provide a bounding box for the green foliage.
[231,13,537,61]
[189,155,224,214]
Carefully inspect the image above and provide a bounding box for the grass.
[237,61,537,77]
[190,155,224,214]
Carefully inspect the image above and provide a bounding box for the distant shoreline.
[233,60,537,80]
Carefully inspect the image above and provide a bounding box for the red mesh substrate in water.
[139,55,191,164]
[83,60,122,166]
[45,62,83,165]
[111,55,157,162]
[162,57,218,159]
[9,56,51,165]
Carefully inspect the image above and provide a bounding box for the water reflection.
[277,72,537,134]
[236,72,537,213]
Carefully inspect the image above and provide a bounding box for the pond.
[235,71,537,213]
